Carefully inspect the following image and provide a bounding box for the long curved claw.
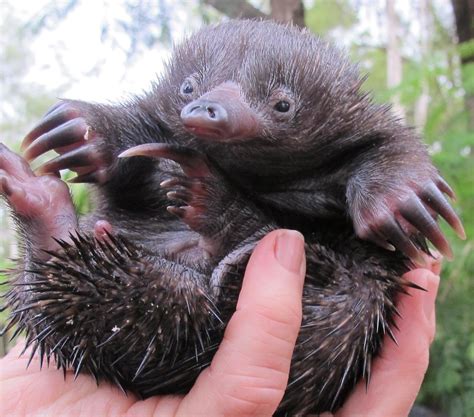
[354,173,464,263]
[161,177,196,205]
[36,144,98,175]
[166,190,192,204]
[22,103,81,150]
[44,101,67,116]
[119,143,209,177]
[400,195,453,260]
[436,175,456,200]
[379,217,425,264]
[167,205,190,218]
[166,205,202,231]
[68,168,108,184]
[23,118,88,162]
[421,182,466,240]
[160,177,190,189]
[360,228,396,252]
[119,143,197,162]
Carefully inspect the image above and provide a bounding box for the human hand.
[322,259,440,417]
[0,230,440,417]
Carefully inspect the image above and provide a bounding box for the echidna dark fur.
[1,19,464,416]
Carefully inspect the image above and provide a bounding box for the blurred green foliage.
[305,0,357,34]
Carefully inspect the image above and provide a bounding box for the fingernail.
[275,230,305,273]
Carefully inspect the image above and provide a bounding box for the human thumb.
[176,229,306,417]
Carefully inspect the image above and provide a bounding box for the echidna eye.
[180,80,194,95]
[274,100,290,113]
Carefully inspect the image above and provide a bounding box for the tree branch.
[270,0,305,27]
[202,0,267,20]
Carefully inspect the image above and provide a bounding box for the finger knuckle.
[238,303,302,348]
[206,366,286,416]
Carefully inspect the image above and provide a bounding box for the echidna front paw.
[160,175,211,231]
[353,175,465,264]
[21,101,111,184]
[160,154,220,233]
[0,143,77,251]
[119,143,229,235]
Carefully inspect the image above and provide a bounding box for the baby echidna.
[0,20,464,415]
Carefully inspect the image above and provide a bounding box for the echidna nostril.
[206,106,216,119]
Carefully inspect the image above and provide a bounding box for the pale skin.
[0,230,441,417]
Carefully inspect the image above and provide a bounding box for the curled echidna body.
[1,20,464,415]
[4,224,411,414]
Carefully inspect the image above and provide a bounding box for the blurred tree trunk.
[451,0,474,129]
[386,0,405,119]
[414,0,431,130]
[203,0,305,26]
[202,0,266,19]
[270,0,305,27]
